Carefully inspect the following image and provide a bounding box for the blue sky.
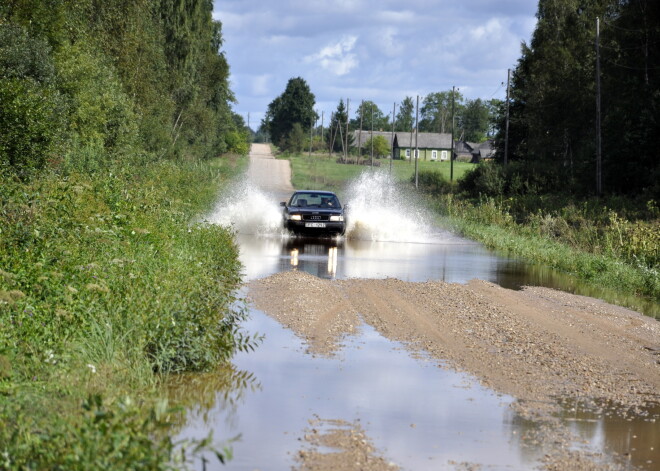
[212,1,538,129]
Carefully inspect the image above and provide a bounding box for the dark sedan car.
[281,190,347,236]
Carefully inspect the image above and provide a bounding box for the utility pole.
[320,111,324,151]
[450,86,455,182]
[309,114,313,157]
[409,112,413,166]
[328,112,334,156]
[345,98,350,163]
[415,95,419,189]
[596,17,602,196]
[370,106,374,167]
[390,102,396,174]
[504,69,510,167]
[358,100,364,163]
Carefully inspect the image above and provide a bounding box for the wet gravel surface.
[248,271,660,470]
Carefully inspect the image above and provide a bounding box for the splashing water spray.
[205,170,453,244]
[204,178,284,236]
[344,170,436,243]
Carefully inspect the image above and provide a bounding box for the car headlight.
[329,215,344,222]
[289,214,302,221]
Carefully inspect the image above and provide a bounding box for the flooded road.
[175,148,659,470]
[173,232,659,470]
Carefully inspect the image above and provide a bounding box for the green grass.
[280,152,473,192]
[433,195,659,307]
[0,153,251,469]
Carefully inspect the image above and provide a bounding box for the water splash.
[205,171,455,244]
[344,171,436,243]
[205,179,284,236]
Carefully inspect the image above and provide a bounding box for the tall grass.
[434,194,659,302]
[0,152,251,468]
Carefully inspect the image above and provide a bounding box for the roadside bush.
[458,161,568,198]
[224,130,250,156]
[0,23,55,82]
[0,78,65,175]
[55,42,139,162]
[0,154,251,467]
[414,170,454,195]
[0,393,224,470]
[458,162,505,196]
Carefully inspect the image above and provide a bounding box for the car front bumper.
[285,220,346,235]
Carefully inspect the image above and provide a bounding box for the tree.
[460,98,490,142]
[497,0,611,188]
[327,99,349,153]
[396,96,415,131]
[485,99,502,138]
[265,77,317,148]
[351,101,388,131]
[420,90,464,133]
[286,122,305,153]
[364,135,390,158]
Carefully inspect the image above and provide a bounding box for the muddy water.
[176,177,660,469]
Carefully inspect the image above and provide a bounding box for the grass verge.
[0,153,251,469]
[278,151,472,192]
[432,195,659,306]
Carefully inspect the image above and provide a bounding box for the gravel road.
[244,145,660,471]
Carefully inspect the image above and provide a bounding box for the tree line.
[494,0,659,198]
[261,77,499,154]
[0,0,249,178]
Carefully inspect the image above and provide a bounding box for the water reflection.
[174,307,660,470]
[167,366,261,427]
[238,234,658,318]
[174,308,544,470]
[555,399,660,470]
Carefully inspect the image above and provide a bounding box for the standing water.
[175,168,659,470]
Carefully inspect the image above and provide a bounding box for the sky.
[212,0,539,130]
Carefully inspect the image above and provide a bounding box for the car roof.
[294,190,337,195]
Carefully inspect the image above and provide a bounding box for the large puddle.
[173,174,659,469]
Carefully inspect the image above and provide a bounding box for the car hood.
[285,207,343,215]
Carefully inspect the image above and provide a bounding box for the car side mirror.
[343,204,349,210]
[280,201,286,207]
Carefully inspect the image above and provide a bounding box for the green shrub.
[0,78,65,175]
[55,42,139,160]
[0,24,55,83]
[414,170,454,195]
[0,393,227,470]
[458,162,505,196]
[224,130,250,156]
[0,155,251,467]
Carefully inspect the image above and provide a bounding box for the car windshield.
[289,193,340,208]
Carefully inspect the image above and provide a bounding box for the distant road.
[247,143,294,200]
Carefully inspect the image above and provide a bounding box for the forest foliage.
[494,0,659,198]
[0,0,250,177]
[0,2,253,467]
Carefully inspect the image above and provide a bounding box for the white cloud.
[212,0,538,128]
[305,36,359,76]
[251,74,272,96]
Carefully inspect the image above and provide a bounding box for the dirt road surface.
[247,143,293,200]
[245,145,660,471]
